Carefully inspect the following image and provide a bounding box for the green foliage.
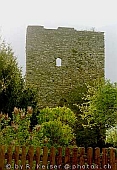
[106,127,117,147]
[63,82,93,147]
[0,41,24,116]
[19,86,38,110]
[0,107,43,148]
[0,107,33,146]
[0,39,38,118]
[64,78,117,148]
[81,79,117,128]
[79,79,117,147]
[37,106,76,126]
[0,106,76,148]
[36,120,75,148]
[36,106,77,147]
[18,85,39,128]
[66,83,88,114]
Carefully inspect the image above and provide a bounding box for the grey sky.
[0,0,117,82]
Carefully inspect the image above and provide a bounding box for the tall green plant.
[0,38,39,119]
[79,79,117,147]
[0,40,24,116]
[36,106,77,147]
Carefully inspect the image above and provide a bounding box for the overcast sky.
[0,0,117,82]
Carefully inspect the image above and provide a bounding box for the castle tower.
[26,26,104,108]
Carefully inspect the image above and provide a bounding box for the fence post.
[35,147,41,170]
[50,147,56,170]
[72,148,78,170]
[28,146,34,170]
[7,145,12,169]
[79,147,85,170]
[64,147,70,169]
[87,147,93,170]
[110,148,115,170]
[42,146,48,170]
[102,148,108,169]
[14,146,19,170]
[0,145,5,170]
[56,147,62,170]
[94,147,100,170]
[21,146,26,170]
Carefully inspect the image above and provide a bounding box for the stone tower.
[26,26,104,108]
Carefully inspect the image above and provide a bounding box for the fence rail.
[0,146,117,170]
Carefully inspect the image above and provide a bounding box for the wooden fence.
[0,146,117,170]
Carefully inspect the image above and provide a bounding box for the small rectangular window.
[56,58,61,66]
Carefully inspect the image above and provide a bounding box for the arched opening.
[56,58,61,66]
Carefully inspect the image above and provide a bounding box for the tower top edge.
[27,25,104,33]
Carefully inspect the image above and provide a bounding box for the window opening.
[56,58,61,66]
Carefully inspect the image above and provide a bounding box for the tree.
[80,79,117,147]
[18,85,40,129]
[0,38,39,119]
[61,83,90,147]
[64,78,117,148]
[0,40,24,116]
[65,83,88,114]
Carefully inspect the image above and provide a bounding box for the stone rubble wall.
[26,26,105,108]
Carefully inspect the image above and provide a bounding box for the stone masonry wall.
[26,26,105,108]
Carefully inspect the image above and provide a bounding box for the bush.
[36,106,77,147]
[0,106,77,148]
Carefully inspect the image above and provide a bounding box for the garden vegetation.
[0,37,117,148]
